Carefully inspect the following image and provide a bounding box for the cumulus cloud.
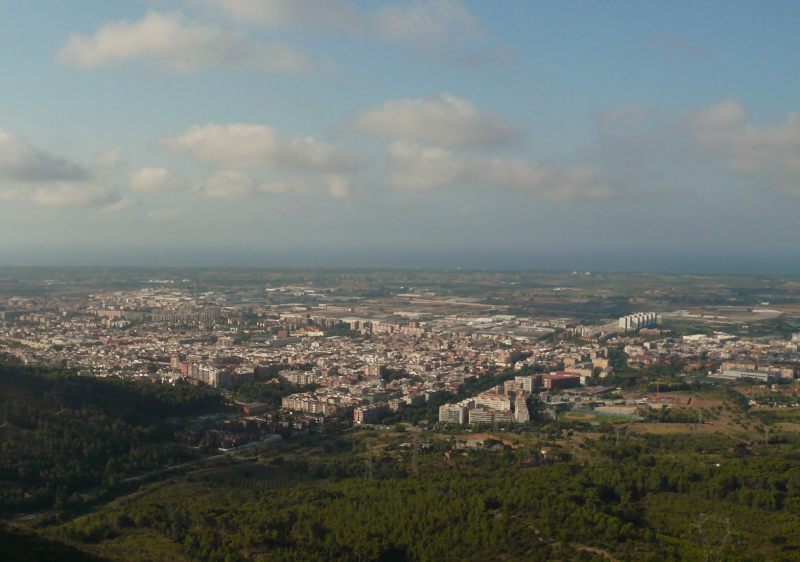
[353,93,519,148]
[691,99,748,132]
[255,179,311,196]
[58,11,312,72]
[195,0,362,32]
[374,0,481,45]
[93,148,123,170]
[28,185,111,208]
[325,175,351,198]
[591,100,800,197]
[691,100,800,188]
[0,130,87,183]
[196,0,480,46]
[164,122,361,200]
[0,129,127,209]
[194,170,253,198]
[387,142,615,200]
[586,99,800,198]
[1,184,121,209]
[128,167,187,193]
[193,170,342,199]
[100,197,137,214]
[165,123,361,173]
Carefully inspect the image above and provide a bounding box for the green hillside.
[41,428,800,562]
[0,364,224,515]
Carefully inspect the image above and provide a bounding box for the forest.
[0,364,224,514]
[27,424,800,562]
[3,363,800,561]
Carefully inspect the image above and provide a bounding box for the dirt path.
[572,543,621,562]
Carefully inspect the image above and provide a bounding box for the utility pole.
[692,514,731,562]
[411,437,419,477]
[364,452,373,481]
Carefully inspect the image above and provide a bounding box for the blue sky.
[1,1,799,272]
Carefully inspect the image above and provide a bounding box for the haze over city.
[1,1,799,272]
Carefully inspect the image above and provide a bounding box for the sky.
[1,1,799,272]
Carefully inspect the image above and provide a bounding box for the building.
[474,392,512,411]
[439,403,468,424]
[515,374,542,392]
[365,356,385,378]
[513,397,530,423]
[618,312,660,332]
[281,393,357,417]
[230,367,255,385]
[187,363,229,387]
[353,403,389,425]
[714,368,777,382]
[468,407,514,426]
[280,369,316,385]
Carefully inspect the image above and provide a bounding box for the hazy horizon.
[1,247,798,276]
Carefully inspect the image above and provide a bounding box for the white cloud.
[197,0,480,46]
[691,99,748,132]
[255,179,310,196]
[128,167,187,193]
[195,170,253,198]
[387,143,462,190]
[197,0,362,32]
[373,0,480,45]
[193,172,343,199]
[587,100,800,198]
[0,129,87,182]
[388,142,615,200]
[326,175,351,198]
[3,184,120,209]
[353,93,518,148]
[100,197,137,214]
[365,98,800,200]
[165,123,360,200]
[58,11,312,72]
[0,129,125,209]
[691,101,800,188]
[165,123,361,173]
[93,148,124,171]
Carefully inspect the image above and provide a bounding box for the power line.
[691,514,731,562]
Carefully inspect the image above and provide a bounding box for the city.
[2,269,800,560]
[2,271,799,441]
